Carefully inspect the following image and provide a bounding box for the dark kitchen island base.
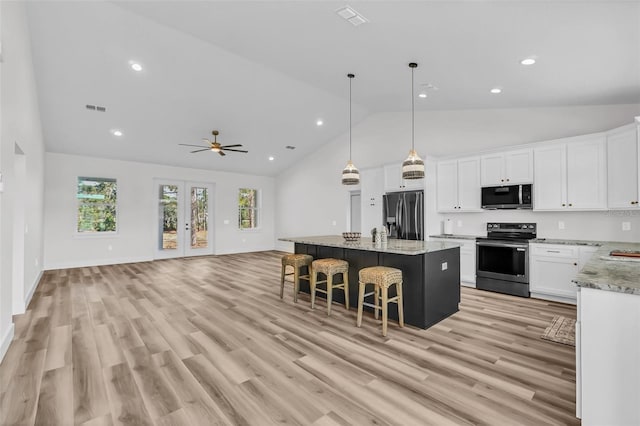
[289,238,460,329]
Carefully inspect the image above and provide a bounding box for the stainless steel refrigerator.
[382,190,424,240]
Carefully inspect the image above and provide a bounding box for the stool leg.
[374,285,380,320]
[356,281,365,327]
[343,270,350,310]
[396,281,404,328]
[327,273,333,316]
[280,264,286,299]
[381,286,389,337]
[310,270,316,309]
[293,265,300,303]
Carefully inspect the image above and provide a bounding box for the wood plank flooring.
[0,251,580,425]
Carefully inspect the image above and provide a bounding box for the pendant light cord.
[346,73,356,162]
[411,65,415,151]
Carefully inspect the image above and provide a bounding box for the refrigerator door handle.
[415,192,420,240]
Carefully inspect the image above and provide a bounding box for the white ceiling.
[25,1,640,176]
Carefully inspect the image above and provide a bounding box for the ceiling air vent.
[86,104,107,112]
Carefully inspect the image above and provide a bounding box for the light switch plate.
[622,222,631,231]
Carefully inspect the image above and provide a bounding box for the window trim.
[75,176,119,237]
[238,187,261,231]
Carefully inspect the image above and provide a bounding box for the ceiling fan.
[179,130,248,156]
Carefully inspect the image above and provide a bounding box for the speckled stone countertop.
[572,242,640,296]
[530,238,602,246]
[429,234,481,241]
[279,235,460,256]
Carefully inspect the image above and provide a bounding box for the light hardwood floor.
[0,251,580,425]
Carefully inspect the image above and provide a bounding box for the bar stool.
[280,253,313,302]
[310,258,349,316]
[357,266,404,337]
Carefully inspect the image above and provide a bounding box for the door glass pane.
[159,185,179,250]
[190,187,208,249]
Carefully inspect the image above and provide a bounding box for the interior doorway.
[350,191,361,232]
[154,179,214,259]
[12,144,26,314]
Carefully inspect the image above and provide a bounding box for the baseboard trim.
[24,269,43,310]
[0,323,15,363]
[44,256,154,271]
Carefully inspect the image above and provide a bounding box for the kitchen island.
[572,241,640,425]
[279,235,461,329]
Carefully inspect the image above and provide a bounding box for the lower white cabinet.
[430,238,476,286]
[577,287,640,424]
[529,243,597,303]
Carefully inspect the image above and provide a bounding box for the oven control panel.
[487,223,536,232]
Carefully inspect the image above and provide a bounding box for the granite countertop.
[530,238,602,246]
[572,242,640,296]
[429,234,481,241]
[279,235,460,255]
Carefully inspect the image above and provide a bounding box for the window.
[77,177,117,233]
[238,188,259,229]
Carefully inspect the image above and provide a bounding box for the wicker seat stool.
[356,266,404,337]
[280,253,313,303]
[310,258,350,316]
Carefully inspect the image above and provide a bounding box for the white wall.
[44,153,275,269]
[0,2,46,360]
[275,104,640,249]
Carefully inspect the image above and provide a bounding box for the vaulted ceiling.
[26,1,640,176]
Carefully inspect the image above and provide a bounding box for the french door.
[154,179,214,259]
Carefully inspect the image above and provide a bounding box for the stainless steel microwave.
[481,184,532,209]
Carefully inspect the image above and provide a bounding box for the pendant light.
[342,73,360,185]
[402,62,425,180]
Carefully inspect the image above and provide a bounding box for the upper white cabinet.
[480,149,533,186]
[534,134,607,211]
[383,164,424,192]
[436,157,481,212]
[360,167,384,234]
[607,124,639,209]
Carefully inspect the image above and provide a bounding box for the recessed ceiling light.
[520,58,536,66]
[490,88,502,94]
[418,92,427,98]
[268,156,275,161]
[316,119,323,126]
[129,61,143,72]
[111,129,123,137]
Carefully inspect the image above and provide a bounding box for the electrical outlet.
[223,219,229,225]
[34,257,39,267]
[457,220,462,227]
[108,245,113,251]
[558,221,565,230]
[622,222,631,231]
[332,220,337,226]
[441,262,448,271]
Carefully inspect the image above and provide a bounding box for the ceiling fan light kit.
[402,62,425,180]
[179,130,248,157]
[342,73,360,186]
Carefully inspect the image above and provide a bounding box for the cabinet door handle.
[501,179,504,182]
[562,203,566,207]
[506,178,510,182]
[573,262,578,266]
[569,203,573,207]
[546,250,561,253]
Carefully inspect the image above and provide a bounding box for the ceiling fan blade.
[179,143,209,148]
[221,144,243,148]
[218,151,226,156]
[190,148,211,153]
[223,148,249,153]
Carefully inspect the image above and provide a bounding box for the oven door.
[476,240,529,283]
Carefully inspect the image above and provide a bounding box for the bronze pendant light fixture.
[342,73,360,185]
[402,62,425,180]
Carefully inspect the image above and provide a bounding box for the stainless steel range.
[476,222,537,297]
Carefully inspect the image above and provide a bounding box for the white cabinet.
[436,157,481,212]
[383,164,424,192]
[360,167,384,235]
[578,287,640,425]
[480,149,533,186]
[607,124,639,209]
[430,238,476,286]
[533,134,607,211]
[529,243,597,302]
